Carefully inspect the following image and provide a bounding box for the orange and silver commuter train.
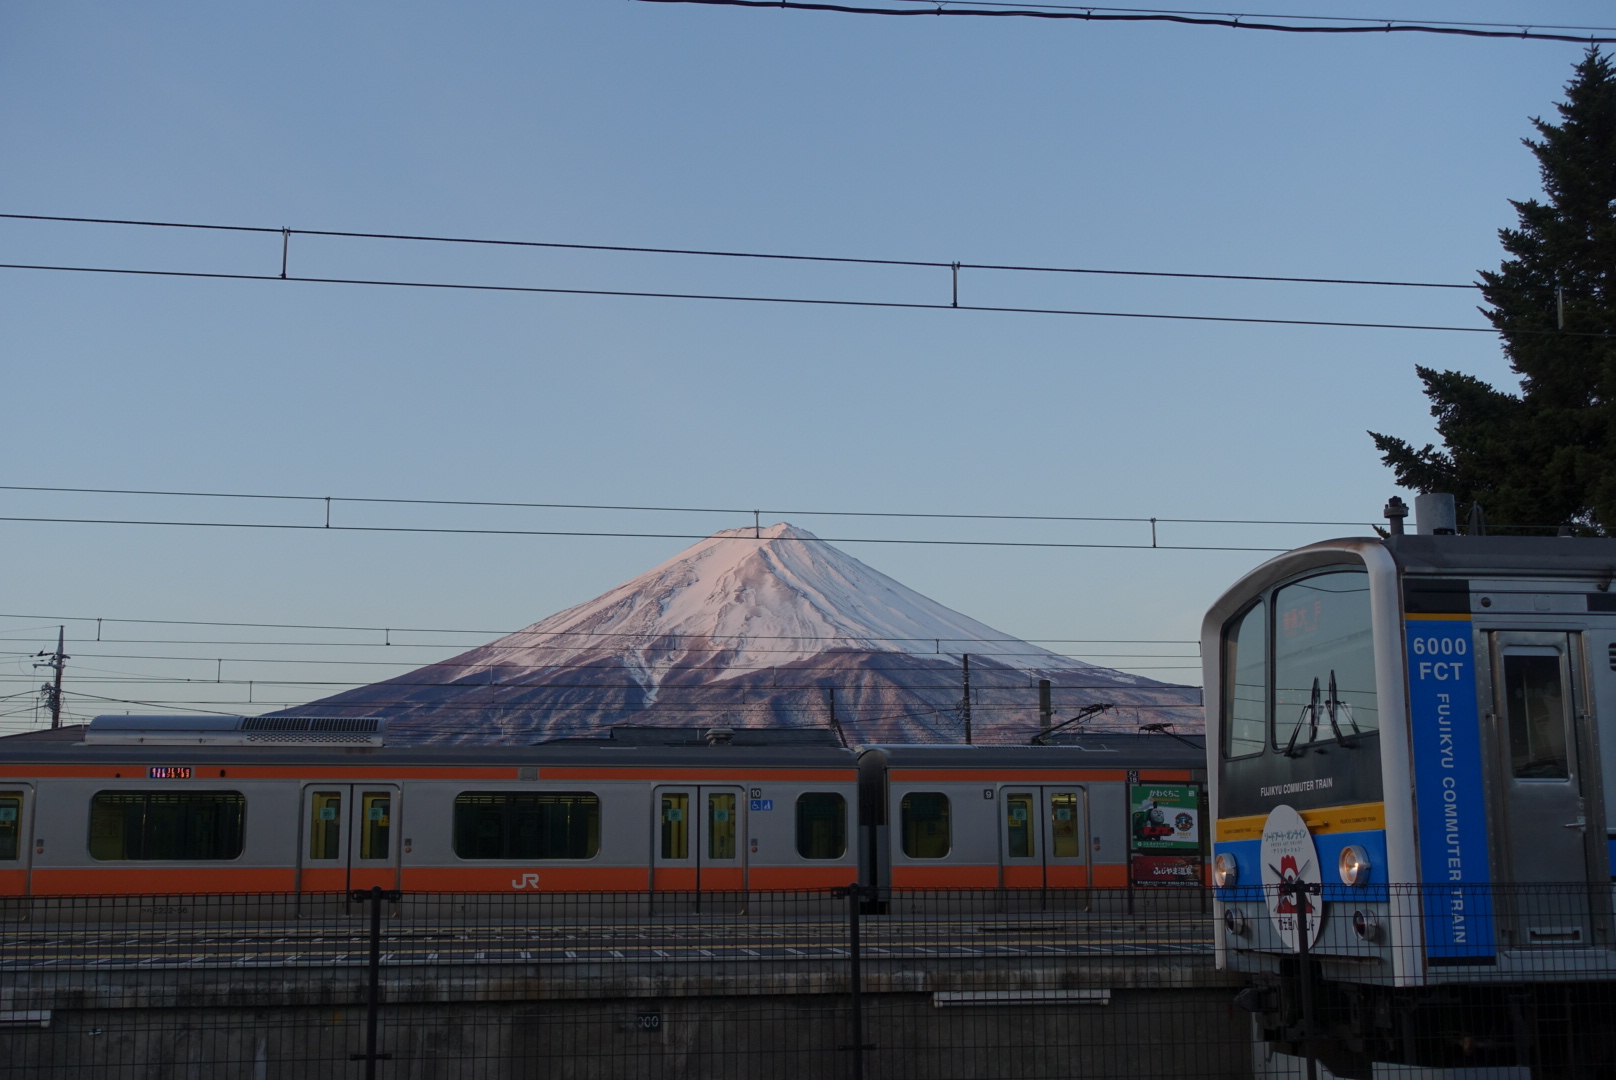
[0,716,1204,897]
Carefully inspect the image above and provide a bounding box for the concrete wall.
[1,989,1251,1080]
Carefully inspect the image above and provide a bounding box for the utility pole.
[1038,679,1052,739]
[961,654,972,745]
[34,627,67,729]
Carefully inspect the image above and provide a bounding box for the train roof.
[859,735,1206,771]
[1384,533,1616,576]
[1206,534,1616,623]
[0,733,860,769]
[0,717,1204,771]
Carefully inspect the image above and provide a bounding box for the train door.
[1487,632,1601,946]
[298,784,400,895]
[998,786,1090,890]
[651,785,747,893]
[0,784,32,898]
[1582,627,1616,892]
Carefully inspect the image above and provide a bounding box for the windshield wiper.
[1283,677,1321,758]
[1325,669,1361,748]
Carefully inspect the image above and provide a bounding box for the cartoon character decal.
[1258,804,1322,948]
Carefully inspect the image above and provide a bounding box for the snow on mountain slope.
[428,522,1114,694]
[286,523,1200,742]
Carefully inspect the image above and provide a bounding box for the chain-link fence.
[2,886,1614,1078]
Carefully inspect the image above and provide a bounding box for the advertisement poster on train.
[1129,784,1200,852]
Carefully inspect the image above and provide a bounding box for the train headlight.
[1338,845,1371,886]
[1352,909,1379,942]
[1212,852,1238,889]
[1223,908,1248,937]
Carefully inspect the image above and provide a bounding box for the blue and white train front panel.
[1406,613,1496,966]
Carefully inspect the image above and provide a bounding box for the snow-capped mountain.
[284,523,1202,743]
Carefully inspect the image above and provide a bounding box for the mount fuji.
[282,523,1203,743]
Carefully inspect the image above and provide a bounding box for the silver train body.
[1203,530,1616,1074]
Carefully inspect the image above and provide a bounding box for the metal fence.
[1,886,1614,1079]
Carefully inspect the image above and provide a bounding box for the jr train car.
[1204,502,1616,1074]
[859,744,1204,893]
[0,715,1203,898]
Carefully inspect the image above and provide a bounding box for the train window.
[360,791,391,859]
[1505,654,1570,779]
[1006,793,1035,857]
[1273,570,1378,752]
[796,793,847,859]
[900,792,951,859]
[708,793,737,860]
[453,792,600,860]
[1049,793,1081,858]
[309,791,342,859]
[0,792,20,861]
[1223,601,1268,758]
[661,793,690,859]
[88,791,245,861]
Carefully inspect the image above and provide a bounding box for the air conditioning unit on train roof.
[85,714,386,747]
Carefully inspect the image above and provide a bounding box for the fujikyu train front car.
[1204,518,1616,1075]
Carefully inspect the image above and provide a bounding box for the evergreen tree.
[1370,48,1616,532]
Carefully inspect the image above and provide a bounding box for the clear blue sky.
[0,2,1604,724]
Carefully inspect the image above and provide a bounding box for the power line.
[52,690,1202,712]
[633,0,1616,44]
[0,513,1297,552]
[6,671,1200,691]
[0,212,1478,290]
[0,612,1200,645]
[0,621,1198,646]
[0,482,1381,528]
[0,645,1194,670]
[852,1,1616,33]
[0,260,1523,335]
[0,648,1200,666]
[0,484,1381,527]
[5,483,1579,535]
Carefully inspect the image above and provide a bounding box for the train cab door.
[1581,628,1616,895]
[998,787,1090,890]
[651,785,747,893]
[0,784,33,898]
[298,784,401,896]
[1486,632,1603,947]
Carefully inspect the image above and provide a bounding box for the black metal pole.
[365,885,382,1080]
[350,885,399,1076]
[1290,882,1318,1080]
[849,884,865,1080]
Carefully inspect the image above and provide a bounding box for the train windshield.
[1223,602,1267,758]
[1272,570,1378,752]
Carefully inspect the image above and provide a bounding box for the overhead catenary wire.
[0,648,1201,666]
[630,0,1616,44]
[0,513,1300,552]
[0,480,1424,551]
[48,690,1202,713]
[0,482,1386,528]
[0,212,1480,290]
[0,610,1201,646]
[6,211,1593,334]
[0,623,1199,647]
[0,260,1535,336]
[0,483,1390,527]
